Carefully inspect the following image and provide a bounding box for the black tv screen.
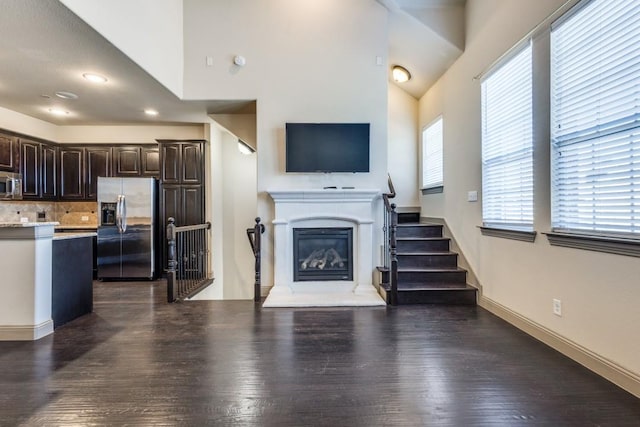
[285,123,370,173]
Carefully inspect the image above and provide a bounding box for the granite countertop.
[0,222,60,228]
[53,231,97,240]
[55,225,98,231]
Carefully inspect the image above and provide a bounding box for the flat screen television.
[285,123,370,173]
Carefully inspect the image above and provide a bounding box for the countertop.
[0,222,59,228]
[53,231,97,241]
[55,225,98,231]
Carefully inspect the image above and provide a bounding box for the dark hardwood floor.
[1,281,639,426]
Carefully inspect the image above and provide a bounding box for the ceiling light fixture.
[392,65,411,83]
[237,139,255,155]
[48,108,69,116]
[144,109,159,116]
[55,91,78,100]
[83,73,108,84]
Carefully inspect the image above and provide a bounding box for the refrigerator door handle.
[120,194,127,233]
[116,195,124,234]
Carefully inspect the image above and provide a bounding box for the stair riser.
[396,289,477,305]
[397,226,443,238]
[398,270,467,283]
[397,213,420,224]
[397,239,450,252]
[398,254,457,268]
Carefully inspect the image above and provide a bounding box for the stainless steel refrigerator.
[97,177,157,280]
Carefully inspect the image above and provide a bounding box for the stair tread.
[397,251,456,256]
[398,266,467,273]
[380,282,476,291]
[397,237,449,241]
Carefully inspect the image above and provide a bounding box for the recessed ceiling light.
[83,73,108,84]
[55,91,79,100]
[48,108,69,116]
[144,109,159,116]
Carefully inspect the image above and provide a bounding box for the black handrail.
[382,175,398,306]
[246,217,265,303]
[167,218,213,302]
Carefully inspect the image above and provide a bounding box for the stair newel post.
[253,217,265,303]
[390,203,399,306]
[167,217,177,303]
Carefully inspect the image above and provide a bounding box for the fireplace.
[264,188,385,307]
[293,228,353,282]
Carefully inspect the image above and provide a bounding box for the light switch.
[467,191,478,202]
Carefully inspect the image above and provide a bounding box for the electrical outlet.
[20,217,29,223]
[81,215,89,222]
[553,299,562,316]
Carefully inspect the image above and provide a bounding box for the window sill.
[421,185,443,195]
[544,232,640,258]
[479,226,537,242]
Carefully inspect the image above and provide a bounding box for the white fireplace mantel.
[264,189,386,307]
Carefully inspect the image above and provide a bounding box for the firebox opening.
[293,227,353,282]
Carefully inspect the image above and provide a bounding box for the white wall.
[387,84,419,207]
[57,125,204,144]
[183,0,389,288]
[0,106,58,141]
[420,0,640,389]
[60,0,184,97]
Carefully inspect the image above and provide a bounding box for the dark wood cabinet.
[181,143,202,184]
[0,133,19,172]
[141,146,160,176]
[59,147,84,199]
[20,139,57,200]
[160,144,181,184]
[160,141,203,185]
[157,140,206,271]
[41,144,57,199]
[20,140,40,198]
[85,147,112,199]
[113,146,141,176]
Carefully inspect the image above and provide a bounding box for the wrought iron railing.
[246,217,265,303]
[382,175,398,306]
[166,218,213,302]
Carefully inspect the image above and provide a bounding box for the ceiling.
[0,0,464,126]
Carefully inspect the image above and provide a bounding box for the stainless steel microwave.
[0,171,22,200]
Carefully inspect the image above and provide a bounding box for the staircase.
[378,212,477,305]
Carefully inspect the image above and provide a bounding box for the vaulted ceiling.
[0,0,465,126]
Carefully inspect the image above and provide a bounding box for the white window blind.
[422,116,443,189]
[481,42,533,231]
[551,0,640,237]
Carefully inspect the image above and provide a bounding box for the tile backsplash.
[0,201,98,226]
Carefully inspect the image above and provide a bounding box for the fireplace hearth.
[293,228,353,281]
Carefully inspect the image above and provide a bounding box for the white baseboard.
[0,320,54,341]
[479,295,640,399]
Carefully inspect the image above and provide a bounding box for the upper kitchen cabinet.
[158,140,204,185]
[20,140,40,198]
[141,146,160,177]
[113,146,141,176]
[20,138,57,200]
[85,146,112,200]
[0,132,20,172]
[59,147,85,200]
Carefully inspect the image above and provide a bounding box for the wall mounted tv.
[285,123,370,173]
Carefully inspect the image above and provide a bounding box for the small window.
[481,42,534,232]
[422,116,443,191]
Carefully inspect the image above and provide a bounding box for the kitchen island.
[0,222,95,340]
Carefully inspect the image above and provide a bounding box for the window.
[481,42,533,232]
[422,116,443,192]
[551,0,640,238]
